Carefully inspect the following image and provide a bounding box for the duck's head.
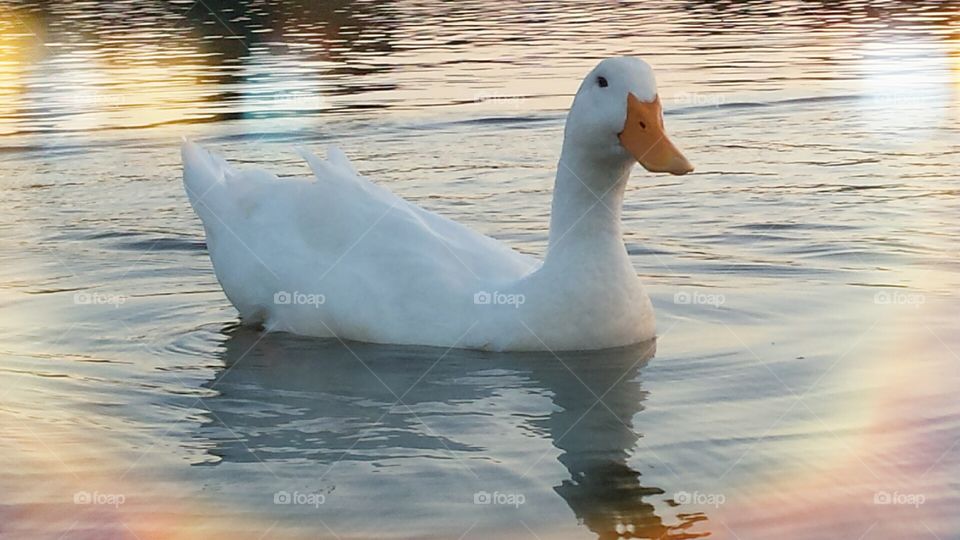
[565,57,693,176]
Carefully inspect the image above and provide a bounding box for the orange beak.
[618,93,693,175]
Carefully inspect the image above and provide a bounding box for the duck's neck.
[545,144,634,270]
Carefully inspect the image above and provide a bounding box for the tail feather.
[295,144,359,182]
[182,138,237,223]
[182,138,230,202]
[325,145,358,175]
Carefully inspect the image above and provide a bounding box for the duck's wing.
[181,140,538,297]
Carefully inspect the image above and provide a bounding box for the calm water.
[1,1,959,539]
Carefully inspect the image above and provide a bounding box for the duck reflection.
[197,327,707,539]
[533,343,708,539]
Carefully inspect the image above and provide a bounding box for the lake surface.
[1,1,958,539]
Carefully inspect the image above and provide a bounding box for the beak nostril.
[622,93,691,176]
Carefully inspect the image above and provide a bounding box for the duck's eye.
[597,76,608,88]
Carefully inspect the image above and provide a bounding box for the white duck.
[183,56,692,351]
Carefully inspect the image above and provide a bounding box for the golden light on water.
[0,8,212,135]
[36,49,210,133]
[0,11,41,136]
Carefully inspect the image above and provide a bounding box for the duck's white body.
[183,57,691,351]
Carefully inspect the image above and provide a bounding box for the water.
[1,1,958,538]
